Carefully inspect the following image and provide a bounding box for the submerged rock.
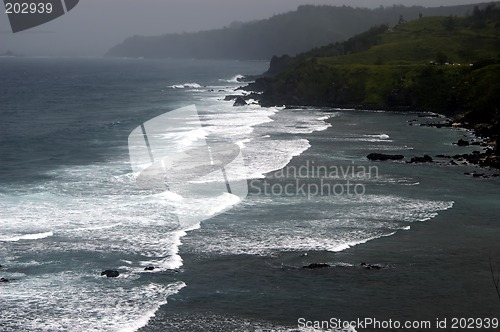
[472,173,488,178]
[418,114,440,118]
[302,263,330,269]
[367,153,404,161]
[420,122,452,128]
[144,266,155,271]
[101,270,120,278]
[408,155,433,163]
[457,139,470,146]
[1,277,10,282]
[361,263,382,270]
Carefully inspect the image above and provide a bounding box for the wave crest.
[168,82,202,89]
[219,74,245,83]
[0,231,53,242]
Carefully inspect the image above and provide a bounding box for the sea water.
[1,58,499,331]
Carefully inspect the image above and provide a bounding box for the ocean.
[1,58,499,332]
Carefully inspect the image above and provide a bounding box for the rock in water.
[361,263,382,270]
[233,96,247,106]
[1,277,10,282]
[144,266,155,271]
[367,153,404,161]
[224,95,238,101]
[302,263,330,269]
[101,270,120,278]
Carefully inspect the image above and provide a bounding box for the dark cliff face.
[256,62,500,143]
[264,55,294,77]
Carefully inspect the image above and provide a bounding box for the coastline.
[235,79,500,171]
[141,107,500,331]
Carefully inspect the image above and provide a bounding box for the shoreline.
[234,82,500,171]
[142,106,500,331]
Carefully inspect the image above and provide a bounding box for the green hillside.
[318,15,500,65]
[251,4,500,146]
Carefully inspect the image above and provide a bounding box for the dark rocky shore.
[229,8,500,170]
[228,77,500,172]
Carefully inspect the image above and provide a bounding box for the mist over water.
[0,0,490,56]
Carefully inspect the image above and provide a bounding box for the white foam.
[117,302,166,332]
[357,134,392,142]
[168,82,202,89]
[172,192,243,230]
[0,231,53,242]
[187,101,314,181]
[333,133,394,143]
[243,138,311,179]
[0,76,382,331]
[1,275,186,332]
[328,232,398,252]
[268,109,333,135]
[366,134,390,139]
[184,195,454,256]
[68,223,123,232]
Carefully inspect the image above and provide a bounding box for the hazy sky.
[0,0,491,56]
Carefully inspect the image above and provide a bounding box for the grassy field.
[322,15,500,66]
